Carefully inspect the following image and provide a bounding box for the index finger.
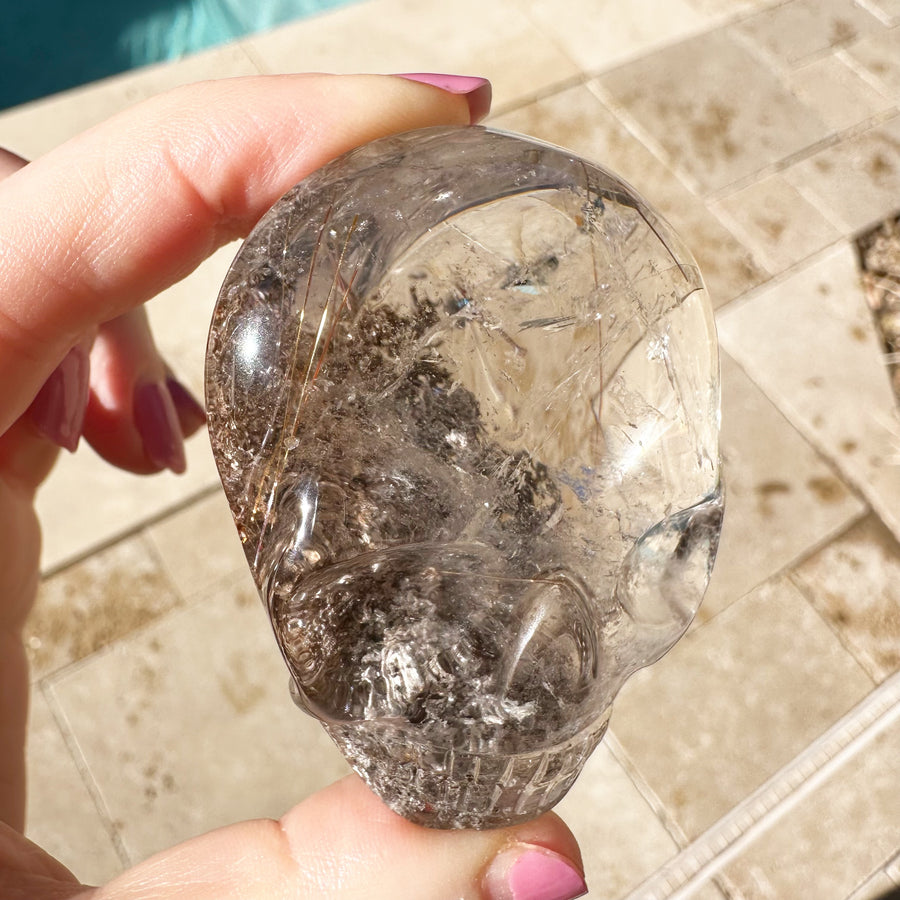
[0,73,487,435]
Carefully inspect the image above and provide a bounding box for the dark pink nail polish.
[394,73,492,124]
[485,847,588,900]
[134,381,187,474]
[165,376,207,435]
[28,344,90,452]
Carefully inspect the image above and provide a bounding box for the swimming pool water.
[2,0,358,110]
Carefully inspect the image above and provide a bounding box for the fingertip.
[165,375,207,437]
[133,380,187,475]
[392,74,492,124]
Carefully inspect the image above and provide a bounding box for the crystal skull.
[205,126,723,829]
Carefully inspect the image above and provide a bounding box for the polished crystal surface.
[205,126,723,829]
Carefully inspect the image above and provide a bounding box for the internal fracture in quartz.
[206,126,723,829]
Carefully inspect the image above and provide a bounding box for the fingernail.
[485,846,588,900]
[165,376,207,436]
[28,343,90,452]
[133,381,187,474]
[394,73,492,124]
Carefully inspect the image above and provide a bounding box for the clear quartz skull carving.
[205,126,723,829]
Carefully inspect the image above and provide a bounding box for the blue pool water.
[2,0,358,110]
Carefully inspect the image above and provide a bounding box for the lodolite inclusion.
[205,125,723,829]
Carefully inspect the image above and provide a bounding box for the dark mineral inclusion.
[206,126,723,829]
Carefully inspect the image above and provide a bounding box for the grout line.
[584,79,706,199]
[604,730,691,850]
[886,848,900,884]
[835,46,899,100]
[788,564,884,686]
[486,72,589,122]
[621,669,900,900]
[692,499,871,634]
[703,106,900,205]
[234,39,267,76]
[853,0,898,27]
[514,0,586,89]
[40,482,223,580]
[40,680,132,869]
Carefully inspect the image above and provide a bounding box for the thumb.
[89,775,586,900]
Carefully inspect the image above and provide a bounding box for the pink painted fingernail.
[485,846,588,900]
[394,73,492,124]
[134,381,187,474]
[165,376,207,435]
[28,343,90,452]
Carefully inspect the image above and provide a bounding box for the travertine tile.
[554,744,682,899]
[521,0,710,74]
[25,533,181,679]
[145,488,250,601]
[791,514,900,682]
[783,114,900,234]
[27,689,124,885]
[493,85,768,306]
[0,42,260,158]
[717,242,900,543]
[244,0,579,113]
[610,577,874,839]
[710,172,842,274]
[36,428,219,574]
[700,353,865,620]
[49,570,350,863]
[596,29,830,194]
[733,0,883,66]
[722,710,900,899]
[785,53,894,131]
[683,0,780,15]
[844,25,900,96]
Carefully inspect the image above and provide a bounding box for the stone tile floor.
[4,0,900,896]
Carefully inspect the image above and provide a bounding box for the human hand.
[0,74,589,899]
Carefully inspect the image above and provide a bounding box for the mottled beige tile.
[244,0,578,113]
[711,173,843,274]
[522,0,710,74]
[845,25,900,96]
[145,488,250,601]
[734,0,884,65]
[554,743,681,899]
[25,533,181,679]
[0,42,259,158]
[611,577,874,839]
[786,53,894,130]
[493,85,768,306]
[36,430,219,574]
[684,0,778,16]
[784,114,900,234]
[791,515,900,682]
[722,710,900,899]
[596,30,830,194]
[717,242,900,543]
[49,571,349,863]
[27,688,124,885]
[701,353,865,619]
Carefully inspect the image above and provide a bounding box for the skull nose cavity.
[271,543,602,746]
